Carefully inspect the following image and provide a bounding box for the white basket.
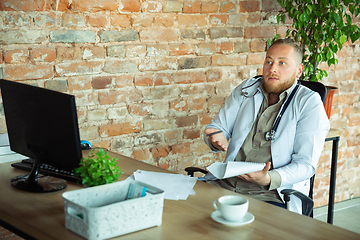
[62,179,164,240]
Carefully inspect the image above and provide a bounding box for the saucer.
[211,211,255,226]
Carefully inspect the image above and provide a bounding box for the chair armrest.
[185,167,208,177]
[281,189,314,216]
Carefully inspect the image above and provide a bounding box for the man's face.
[262,44,303,94]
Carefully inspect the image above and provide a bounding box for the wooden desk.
[0,150,359,240]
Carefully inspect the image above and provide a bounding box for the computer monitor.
[0,79,82,193]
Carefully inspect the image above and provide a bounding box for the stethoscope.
[240,76,300,141]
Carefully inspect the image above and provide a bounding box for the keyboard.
[11,158,80,182]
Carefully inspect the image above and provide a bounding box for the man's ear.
[296,63,304,79]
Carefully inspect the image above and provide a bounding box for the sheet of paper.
[131,170,197,200]
[207,162,266,179]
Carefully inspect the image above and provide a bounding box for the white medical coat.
[205,76,330,214]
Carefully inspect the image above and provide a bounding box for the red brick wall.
[0,0,359,207]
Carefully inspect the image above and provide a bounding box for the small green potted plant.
[270,0,360,117]
[74,148,123,187]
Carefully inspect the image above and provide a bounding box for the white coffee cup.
[213,195,249,222]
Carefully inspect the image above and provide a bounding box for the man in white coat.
[204,39,330,214]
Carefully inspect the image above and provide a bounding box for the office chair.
[185,80,327,217]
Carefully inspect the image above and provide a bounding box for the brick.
[30,48,56,62]
[348,117,360,127]
[92,76,112,89]
[141,86,180,101]
[178,15,206,27]
[135,133,161,146]
[55,0,70,12]
[262,0,282,12]
[245,26,275,39]
[184,129,200,139]
[45,80,68,92]
[183,2,201,13]
[179,56,211,69]
[247,53,266,65]
[153,16,175,27]
[110,14,131,28]
[103,60,138,73]
[0,52,2,64]
[212,54,247,66]
[206,69,223,82]
[219,1,236,13]
[164,129,182,142]
[176,115,198,127]
[217,42,234,54]
[135,74,154,86]
[181,29,206,40]
[140,29,178,42]
[0,0,51,11]
[133,16,153,27]
[229,14,247,26]
[108,106,128,119]
[170,44,196,56]
[114,74,134,87]
[240,1,260,12]
[248,13,262,24]
[128,103,151,116]
[3,64,54,81]
[56,47,82,61]
[4,13,31,28]
[163,1,183,13]
[210,27,243,39]
[209,14,228,26]
[172,142,191,154]
[144,119,176,131]
[126,45,147,58]
[0,30,46,44]
[119,0,141,12]
[199,113,215,125]
[131,149,150,161]
[151,146,171,159]
[73,92,98,106]
[87,14,107,28]
[149,102,169,116]
[98,91,117,105]
[67,76,92,91]
[71,0,118,12]
[100,89,141,104]
[50,30,96,43]
[139,57,177,71]
[101,122,142,137]
[250,41,266,52]
[173,71,206,84]
[180,84,215,97]
[55,61,103,76]
[81,46,106,60]
[62,14,86,28]
[201,2,218,13]
[198,43,216,56]
[170,100,189,112]
[87,109,107,121]
[34,13,60,28]
[234,42,250,53]
[4,49,29,64]
[142,1,162,12]
[190,97,206,111]
[107,45,126,58]
[99,30,138,42]
[147,44,169,57]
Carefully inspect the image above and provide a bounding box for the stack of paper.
[207,161,266,179]
[131,170,197,200]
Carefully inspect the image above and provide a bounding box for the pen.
[206,130,223,137]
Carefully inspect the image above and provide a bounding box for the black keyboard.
[11,159,80,182]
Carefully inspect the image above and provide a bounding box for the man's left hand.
[238,162,272,186]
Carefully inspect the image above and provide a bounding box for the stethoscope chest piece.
[265,130,276,141]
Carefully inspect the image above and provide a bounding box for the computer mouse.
[80,140,92,150]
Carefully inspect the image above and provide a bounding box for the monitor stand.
[11,149,67,193]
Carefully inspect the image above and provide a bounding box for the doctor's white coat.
[205,76,330,214]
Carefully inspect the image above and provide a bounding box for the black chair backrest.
[299,80,327,104]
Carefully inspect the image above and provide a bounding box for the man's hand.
[205,128,228,151]
[238,162,272,186]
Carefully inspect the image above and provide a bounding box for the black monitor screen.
[0,79,82,192]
